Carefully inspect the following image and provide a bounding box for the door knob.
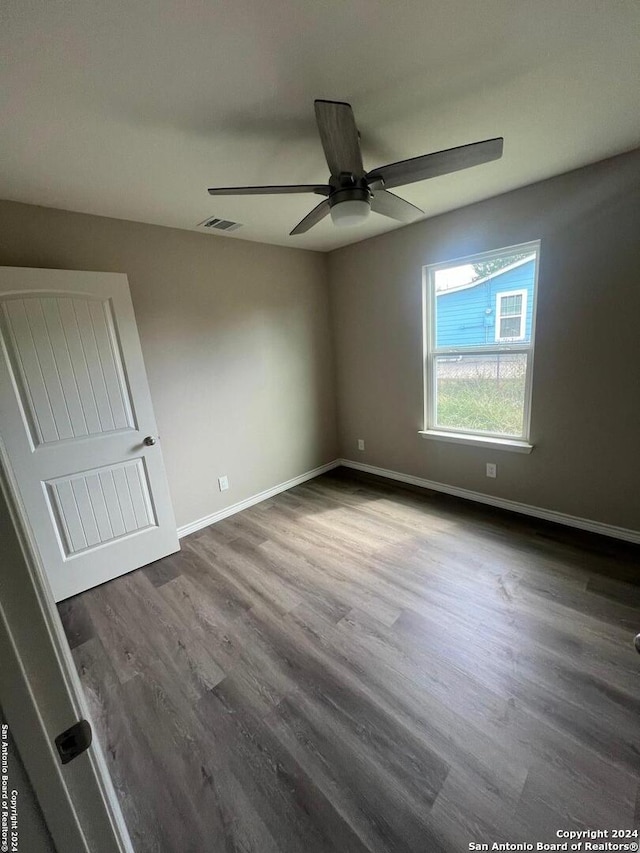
[143,436,157,446]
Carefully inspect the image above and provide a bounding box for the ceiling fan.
[207,100,504,236]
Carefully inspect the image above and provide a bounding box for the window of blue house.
[422,242,540,448]
[495,289,527,341]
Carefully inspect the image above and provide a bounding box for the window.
[495,289,527,341]
[422,242,539,449]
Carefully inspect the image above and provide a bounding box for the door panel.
[44,458,156,556]
[0,268,179,601]
[1,295,136,444]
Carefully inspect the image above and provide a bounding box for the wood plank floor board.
[187,532,303,615]
[173,540,257,619]
[243,508,437,624]
[140,552,182,588]
[392,610,640,777]
[513,758,635,838]
[158,575,246,673]
[238,602,452,809]
[586,573,640,609]
[71,641,173,853]
[118,673,234,853]
[234,505,411,626]
[198,679,375,853]
[79,584,160,684]
[427,766,529,849]
[59,470,640,852]
[392,599,640,720]
[505,703,638,815]
[57,596,95,649]
[233,537,355,625]
[283,601,528,812]
[268,692,450,853]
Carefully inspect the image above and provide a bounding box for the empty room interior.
[1,2,639,851]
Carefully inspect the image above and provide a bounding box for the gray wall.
[0,203,337,529]
[328,148,640,531]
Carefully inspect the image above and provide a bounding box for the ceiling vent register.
[198,217,242,232]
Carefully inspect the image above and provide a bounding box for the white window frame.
[420,241,540,452]
[495,288,527,342]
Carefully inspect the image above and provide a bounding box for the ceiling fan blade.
[371,189,423,223]
[366,138,504,190]
[314,100,364,178]
[208,184,331,196]
[289,199,331,235]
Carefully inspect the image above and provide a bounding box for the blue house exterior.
[436,256,536,347]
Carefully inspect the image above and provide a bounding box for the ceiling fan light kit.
[329,186,371,227]
[207,100,504,236]
[330,199,370,227]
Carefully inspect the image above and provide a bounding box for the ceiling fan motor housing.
[328,185,372,209]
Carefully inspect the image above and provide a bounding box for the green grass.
[436,377,525,436]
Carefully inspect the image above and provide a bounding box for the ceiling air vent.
[198,217,242,232]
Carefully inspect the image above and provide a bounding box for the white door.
[0,267,179,601]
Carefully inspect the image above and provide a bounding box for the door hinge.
[55,719,92,765]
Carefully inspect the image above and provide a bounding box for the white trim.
[178,453,640,548]
[0,441,134,853]
[177,460,341,538]
[338,459,640,544]
[495,288,527,342]
[419,430,533,453]
[430,344,528,356]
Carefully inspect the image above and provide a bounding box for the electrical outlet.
[486,463,497,479]
[218,475,229,492]
[357,439,365,451]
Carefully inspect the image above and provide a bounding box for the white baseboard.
[177,456,640,545]
[177,460,341,538]
[339,458,640,545]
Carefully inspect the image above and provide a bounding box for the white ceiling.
[1,1,639,252]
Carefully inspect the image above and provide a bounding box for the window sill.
[418,430,534,454]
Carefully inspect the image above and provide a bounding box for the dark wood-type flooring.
[59,470,640,852]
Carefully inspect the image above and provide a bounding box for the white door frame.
[0,438,134,853]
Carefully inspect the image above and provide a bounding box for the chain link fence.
[436,353,527,381]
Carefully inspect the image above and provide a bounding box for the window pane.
[434,252,536,348]
[434,353,527,436]
[499,316,522,338]
[499,294,522,316]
